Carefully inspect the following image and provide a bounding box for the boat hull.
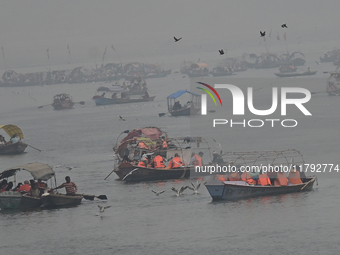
[274,71,317,77]
[0,142,27,155]
[41,193,83,207]
[169,107,200,116]
[205,177,316,201]
[0,191,42,210]
[52,100,74,110]
[94,96,155,105]
[114,162,190,182]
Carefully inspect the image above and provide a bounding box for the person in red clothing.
[55,176,78,195]
[18,180,31,193]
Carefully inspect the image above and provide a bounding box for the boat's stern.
[204,179,226,201]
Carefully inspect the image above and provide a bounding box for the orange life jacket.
[241,172,256,185]
[228,172,241,181]
[192,155,202,167]
[274,172,288,186]
[138,142,148,149]
[153,155,165,168]
[217,174,226,181]
[137,161,147,167]
[288,170,303,184]
[169,156,184,168]
[18,184,31,192]
[162,140,167,148]
[257,174,271,186]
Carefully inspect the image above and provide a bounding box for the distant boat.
[0,124,27,155]
[52,93,74,110]
[93,94,155,105]
[326,71,340,95]
[274,70,317,77]
[167,90,201,116]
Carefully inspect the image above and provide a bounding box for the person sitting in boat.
[18,180,31,193]
[55,176,78,195]
[167,153,185,169]
[0,135,7,146]
[37,179,47,194]
[189,152,203,167]
[5,182,14,191]
[241,171,256,185]
[30,183,40,198]
[185,101,191,108]
[8,134,20,145]
[13,182,23,191]
[257,170,272,186]
[0,180,8,192]
[173,101,182,111]
[212,151,224,164]
[274,169,288,186]
[288,166,303,184]
[151,154,165,168]
[227,172,241,181]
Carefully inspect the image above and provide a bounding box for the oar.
[159,112,169,117]
[104,166,119,180]
[311,91,326,95]
[300,176,317,191]
[27,144,41,152]
[38,104,52,108]
[81,194,107,200]
[75,101,85,105]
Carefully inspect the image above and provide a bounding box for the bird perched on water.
[281,23,288,28]
[119,115,126,121]
[260,31,266,37]
[66,166,74,171]
[187,181,201,194]
[98,205,111,213]
[171,186,188,196]
[174,36,182,42]
[219,49,225,55]
[151,189,166,196]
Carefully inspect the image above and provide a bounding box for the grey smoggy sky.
[0,0,339,69]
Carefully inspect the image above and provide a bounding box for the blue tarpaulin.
[167,90,200,99]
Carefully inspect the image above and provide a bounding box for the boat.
[41,192,83,208]
[274,70,317,77]
[109,127,212,182]
[205,177,316,201]
[0,162,55,210]
[93,94,155,105]
[186,63,209,77]
[203,149,317,200]
[326,71,340,95]
[167,90,201,116]
[279,64,297,73]
[0,124,28,155]
[320,49,340,63]
[52,93,74,110]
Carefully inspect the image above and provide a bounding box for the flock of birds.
[151,181,201,197]
[175,23,288,56]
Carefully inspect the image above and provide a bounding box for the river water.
[1,55,340,254]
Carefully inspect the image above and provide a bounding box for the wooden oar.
[79,194,107,200]
[300,176,317,191]
[159,112,169,117]
[38,104,52,108]
[311,91,326,95]
[104,166,119,180]
[27,144,41,152]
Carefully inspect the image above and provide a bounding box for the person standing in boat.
[55,176,78,195]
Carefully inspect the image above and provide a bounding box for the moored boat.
[167,90,201,116]
[0,162,55,210]
[274,70,317,77]
[0,124,28,155]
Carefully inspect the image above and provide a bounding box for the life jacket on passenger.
[138,142,148,149]
[241,172,256,185]
[257,173,272,186]
[227,172,241,181]
[216,174,227,181]
[192,155,202,167]
[288,170,303,184]
[169,156,184,168]
[137,160,147,167]
[274,172,288,186]
[18,184,31,192]
[153,155,165,168]
[162,140,167,149]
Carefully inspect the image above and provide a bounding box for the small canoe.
[0,142,27,155]
[41,193,83,207]
[93,96,155,105]
[274,71,317,77]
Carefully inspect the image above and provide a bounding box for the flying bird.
[98,205,111,213]
[315,61,319,65]
[119,115,126,121]
[122,168,138,181]
[151,189,166,196]
[174,37,182,42]
[281,24,288,28]
[171,186,188,196]
[187,181,201,194]
[219,49,225,55]
[260,31,266,37]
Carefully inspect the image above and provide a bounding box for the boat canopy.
[0,124,24,139]
[167,90,200,99]
[0,162,55,180]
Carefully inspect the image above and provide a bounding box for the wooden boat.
[93,95,155,105]
[114,162,190,182]
[41,193,83,207]
[0,124,28,155]
[279,64,297,73]
[52,93,74,110]
[0,162,55,210]
[326,71,340,95]
[167,90,201,116]
[274,70,317,77]
[205,177,316,201]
